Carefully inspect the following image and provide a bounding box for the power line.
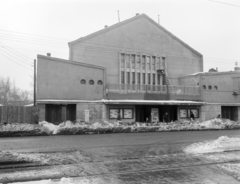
[0,42,33,64]
[0,50,33,71]
[208,0,240,7]
[0,29,69,41]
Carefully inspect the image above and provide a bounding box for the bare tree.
[0,76,32,106]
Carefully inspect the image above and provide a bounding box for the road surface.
[0,130,240,183]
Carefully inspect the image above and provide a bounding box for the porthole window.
[203,85,206,90]
[89,80,94,85]
[80,79,86,84]
[208,85,212,90]
[214,86,218,90]
[97,80,103,85]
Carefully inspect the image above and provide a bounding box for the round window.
[89,80,94,85]
[208,85,212,90]
[203,85,206,90]
[214,86,218,90]
[80,79,86,84]
[97,80,103,85]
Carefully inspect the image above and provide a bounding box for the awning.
[102,99,206,105]
[37,99,205,105]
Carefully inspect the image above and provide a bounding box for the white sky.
[0,0,239,91]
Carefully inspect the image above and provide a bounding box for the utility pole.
[34,59,36,106]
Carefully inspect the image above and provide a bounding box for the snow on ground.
[184,136,240,180]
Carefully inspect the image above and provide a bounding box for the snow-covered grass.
[0,118,239,136]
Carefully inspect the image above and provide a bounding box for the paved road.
[0,130,240,183]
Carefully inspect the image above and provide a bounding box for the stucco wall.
[70,15,203,86]
[37,55,106,100]
[200,72,240,103]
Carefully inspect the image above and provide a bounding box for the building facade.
[37,14,214,124]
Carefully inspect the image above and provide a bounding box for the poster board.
[179,109,187,118]
[151,108,159,122]
[123,109,133,119]
[109,109,119,119]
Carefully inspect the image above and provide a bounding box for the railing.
[107,84,200,96]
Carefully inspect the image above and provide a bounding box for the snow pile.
[1,118,240,136]
[12,177,72,184]
[0,123,43,136]
[184,136,240,154]
[184,136,240,180]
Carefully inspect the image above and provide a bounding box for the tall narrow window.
[142,73,145,84]
[162,57,166,69]
[157,74,160,85]
[127,72,130,84]
[153,74,155,85]
[126,54,130,68]
[121,54,125,69]
[132,72,135,84]
[156,57,160,70]
[131,55,135,69]
[147,56,150,70]
[142,56,146,70]
[136,55,140,69]
[121,71,125,84]
[152,57,156,70]
[148,73,151,84]
[137,73,140,84]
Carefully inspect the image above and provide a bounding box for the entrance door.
[221,106,238,121]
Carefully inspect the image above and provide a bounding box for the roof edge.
[37,55,106,70]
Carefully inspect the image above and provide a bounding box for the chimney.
[234,67,240,72]
[47,53,51,57]
[136,13,139,16]
[104,25,108,28]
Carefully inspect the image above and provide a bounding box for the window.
[142,73,145,84]
[146,56,150,70]
[157,74,161,85]
[208,85,212,90]
[153,74,155,85]
[214,86,218,90]
[127,72,130,84]
[137,73,140,84]
[179,108,199,118]
[156,57,160,70]
[152,57,156,70]
[203,85,206,90]
[132,72,135,84]
[89,80,94,85]
[121,71,125,84]
[126,54,130,68]
[131,55,135,69]
[121,54,125,69]
[97,80,103,85]
[148,73,151,84]
[109,108,133,119]
[80,79,86,84]
[142,56,146,70]
[136,55,140,69]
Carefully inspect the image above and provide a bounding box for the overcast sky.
[0,0,239,91]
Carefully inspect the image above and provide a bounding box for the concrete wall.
[200,105,221,121]
[37,55,106,100]
[69,15,203,86]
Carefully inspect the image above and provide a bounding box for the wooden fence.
[0,106,39,124]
